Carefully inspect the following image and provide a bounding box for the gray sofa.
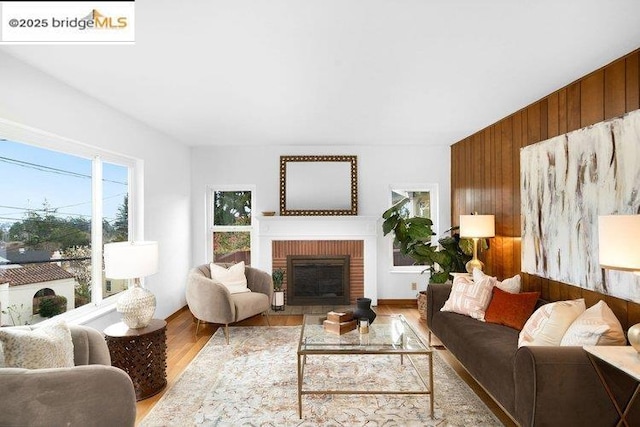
[427,283,640,426]
[0,324,136,427]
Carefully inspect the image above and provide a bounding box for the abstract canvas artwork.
[521,109,640,302]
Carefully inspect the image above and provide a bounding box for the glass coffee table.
[297,314,434,419]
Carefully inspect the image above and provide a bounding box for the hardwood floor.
[135,304,516,426]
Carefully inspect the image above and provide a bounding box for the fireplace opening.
[286,255,350,305]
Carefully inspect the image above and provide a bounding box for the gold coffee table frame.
[297,314,434,419]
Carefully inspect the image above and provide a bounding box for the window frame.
[388,183,439,273]
[206,185,256,265]
[0,117,141,324]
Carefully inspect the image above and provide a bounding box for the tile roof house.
[0,263,75,286]
[0,263,76,326]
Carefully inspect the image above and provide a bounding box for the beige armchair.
[0,324,136,427]
[186,263,272,343]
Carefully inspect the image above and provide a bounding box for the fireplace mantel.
[255,216,378,304]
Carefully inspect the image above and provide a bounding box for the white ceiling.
[2,0,640,147]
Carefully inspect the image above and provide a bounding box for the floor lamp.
[104,241,159,329]
[459,214,495,274]
[598,215,640,352]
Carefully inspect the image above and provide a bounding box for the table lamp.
[598,215,640,352]
[104,241,159,329]
[459,214,495,274]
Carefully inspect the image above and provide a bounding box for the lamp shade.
[104,241,159,279]
[459,215,495,238]
[598,215,640,271]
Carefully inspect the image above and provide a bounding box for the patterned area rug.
[141,327,501,426]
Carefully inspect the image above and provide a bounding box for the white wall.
[191,144,450,300]
[0,51,191,325]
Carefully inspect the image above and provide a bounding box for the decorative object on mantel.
[598,215,640,352]
[279,155,358,216]
[459,214,495,274]
[353,297,377,325]
[521,109,640,300]
[104,241,159,329]
[261,211,276,216]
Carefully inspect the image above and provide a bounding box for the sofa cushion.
[441,275,493,321]
[0,321,74,369]
[485,287,540,330]
[231,292,269,321]
[210,261,250,294]
[519,299,585,347]
[560,300,626,346]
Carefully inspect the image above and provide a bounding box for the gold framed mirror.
[279,155,358,216]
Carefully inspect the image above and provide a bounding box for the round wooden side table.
[104,319,167,401]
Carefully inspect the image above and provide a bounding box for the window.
[0,137,133,326]
[389,185,439,271]
[208,187,254,265]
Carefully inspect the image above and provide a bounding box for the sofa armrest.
[69,324,111,365]
[186,270,235,324]
[0,365,136,427]
[245,266,273,298]
[426,283,452,329]
[514,346,622,427]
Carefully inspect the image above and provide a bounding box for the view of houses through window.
[210,189,253,265]
[0,139,130,326]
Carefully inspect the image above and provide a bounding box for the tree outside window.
[211,189,253,264]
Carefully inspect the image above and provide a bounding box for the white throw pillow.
[472,268,521,294]
[0,321,74,369]
[209,262,250,294]
[497,275,521,294]
[441,275,494,321]
[560,300,626,346]
[518,299,586,347]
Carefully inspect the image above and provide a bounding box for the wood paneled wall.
[451,49,640,329]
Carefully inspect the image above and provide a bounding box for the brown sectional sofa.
[427,283,640,426]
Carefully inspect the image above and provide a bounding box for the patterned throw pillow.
[0,321,74,369]
[560,300,626,346]
[209,261,250,294]
[441,275,494,321]
[518,299,586,347]
[484,287,540,330]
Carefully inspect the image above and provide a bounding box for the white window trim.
[0,117,141,325]
[388,183,439,273]
[206,185,256,265]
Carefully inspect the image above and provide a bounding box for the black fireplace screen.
[286,255,350,305]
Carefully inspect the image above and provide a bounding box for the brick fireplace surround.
[273,240,363,304]
[255,216,378,304]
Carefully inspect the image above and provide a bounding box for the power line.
[0,156,128,185]
[0,193,127,218]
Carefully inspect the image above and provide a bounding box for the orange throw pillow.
[484,287,540,330]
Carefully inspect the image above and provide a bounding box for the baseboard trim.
[166,305,190,322]
[377,298,417,306]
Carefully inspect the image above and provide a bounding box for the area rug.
[141,327,502,426]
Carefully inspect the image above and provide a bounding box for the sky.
[0,139,128,227]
